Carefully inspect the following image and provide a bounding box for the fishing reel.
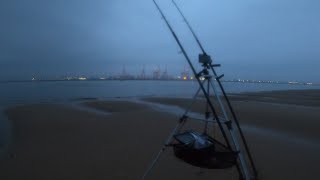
[199,53,212,65]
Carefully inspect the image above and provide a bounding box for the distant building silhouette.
[181,65,190,80]
[138,65,146,79]
[161,65,169,80]
[153,66,161,79]
[120,65,134,80]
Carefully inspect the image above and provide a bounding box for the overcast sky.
[0,0,319,82]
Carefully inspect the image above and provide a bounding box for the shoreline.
[1,79,319,86]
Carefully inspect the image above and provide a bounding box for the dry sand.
[0,89,320,179]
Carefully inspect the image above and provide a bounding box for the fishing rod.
[148,1,248,180]
[151,0,232,150]
[172,0,206,55]
[171,0,259,179]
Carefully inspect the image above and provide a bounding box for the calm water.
[1,80,319,106]
[0,80,319,151]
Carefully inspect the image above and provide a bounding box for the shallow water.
[1,80,318,107]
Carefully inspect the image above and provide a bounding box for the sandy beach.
[1,90,320,179]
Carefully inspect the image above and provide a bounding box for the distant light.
[289,81,298,84]
[199,77,205,81]
[183,76,187,80]
[177,76,181,79]
[78,77,87,80]
[190,77,193,80]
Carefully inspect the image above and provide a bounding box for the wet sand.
[1,90,320,179]
[143,89,320,179]
[145,90,320,142]
[0,102,236,180]
[229,89,320,107]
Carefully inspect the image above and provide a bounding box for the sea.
[0,80,319,153]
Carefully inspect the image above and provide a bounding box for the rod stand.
[145,1,258,179]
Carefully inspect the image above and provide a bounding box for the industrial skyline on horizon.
[10,64,315,83]
[8,64,318,86]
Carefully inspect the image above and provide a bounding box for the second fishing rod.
[171,1,258,179]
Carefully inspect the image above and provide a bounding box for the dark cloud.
[0,0,319,81]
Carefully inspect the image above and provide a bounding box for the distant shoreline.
[1,79,319,87]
